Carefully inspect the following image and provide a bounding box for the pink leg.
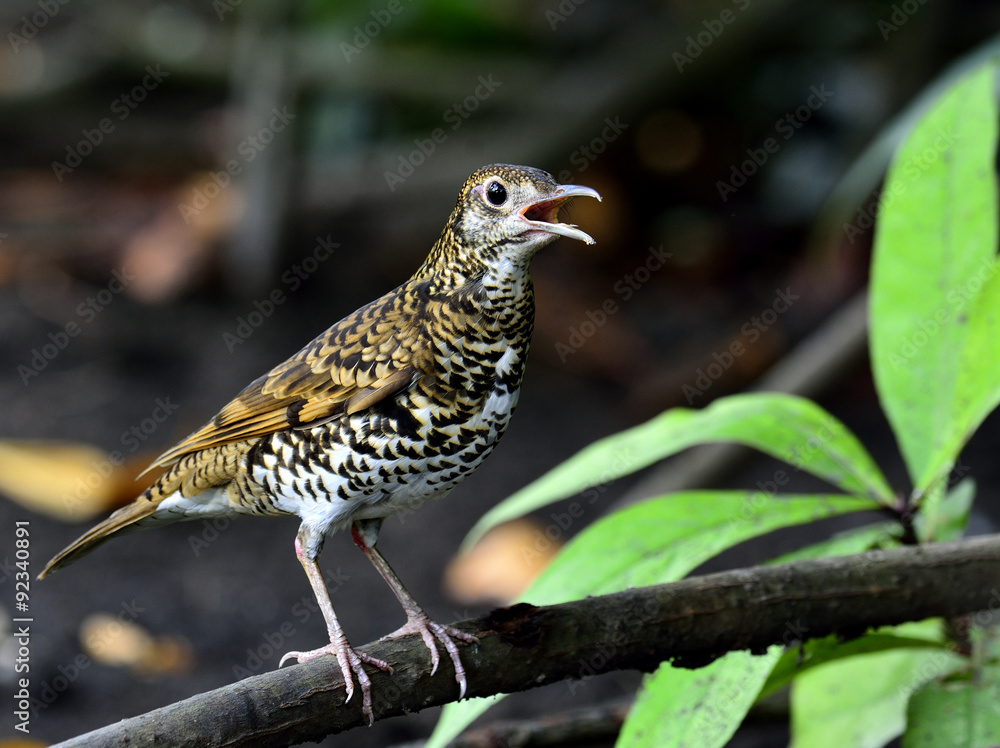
[352,520,478,698]
[279,535,391,725]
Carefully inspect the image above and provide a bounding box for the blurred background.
[1,0,1000,745]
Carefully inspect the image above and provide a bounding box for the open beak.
[519,184,602,245]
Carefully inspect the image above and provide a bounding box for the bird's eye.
[485,180,508,206]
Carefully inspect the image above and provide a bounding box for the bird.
[39,163,600,723]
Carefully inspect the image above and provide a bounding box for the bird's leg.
[351,518,478,698]
[279,533,391,725]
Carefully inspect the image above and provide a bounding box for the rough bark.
[54,534,1000,748]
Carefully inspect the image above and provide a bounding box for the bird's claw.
[387,616,478,699]
[280,642,391,725]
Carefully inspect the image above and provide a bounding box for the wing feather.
[146,284,426,470]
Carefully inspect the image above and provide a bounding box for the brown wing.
[147,283,427,470]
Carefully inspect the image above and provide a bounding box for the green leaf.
[762,632,950,702]
[952,267,1000,472]
[426,697,498,748]
[904,669,1000,748]
[767,521,899,565]
[757,523,906,700]
[616,648,783,748]
[463,393,892,550]
[821,32,1000,239]
[870,62,1000,493]
[429,492,875,747]
[616,522,898,748]
[915,477,976,543]
[914,479,949,544]
[904,627,1000,747]
[791,621,965,748]
[524,492,877,604]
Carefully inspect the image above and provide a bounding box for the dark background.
[2,0,1000,745]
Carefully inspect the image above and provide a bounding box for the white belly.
[259,384,520,538]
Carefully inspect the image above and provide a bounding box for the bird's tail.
[38,495,162,579]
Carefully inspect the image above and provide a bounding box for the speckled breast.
[245,342,527,533]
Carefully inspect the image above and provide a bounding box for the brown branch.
[53,535,1000,748]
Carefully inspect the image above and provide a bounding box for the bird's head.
[454,163,601,252]
[426,164,601,285]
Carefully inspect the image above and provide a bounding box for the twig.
[388,700,632,748]
[617,288,869,502]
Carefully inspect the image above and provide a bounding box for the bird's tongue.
[521,185,601,245]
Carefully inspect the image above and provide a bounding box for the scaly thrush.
[40,164,600,722]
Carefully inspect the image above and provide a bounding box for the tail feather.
[38,497,162,579]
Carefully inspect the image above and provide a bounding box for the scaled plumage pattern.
[40,164,600,722]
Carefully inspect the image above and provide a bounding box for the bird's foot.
[386,614,478,698]
[280,640,391,725]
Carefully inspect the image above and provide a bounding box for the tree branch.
[54,535,1000,748]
